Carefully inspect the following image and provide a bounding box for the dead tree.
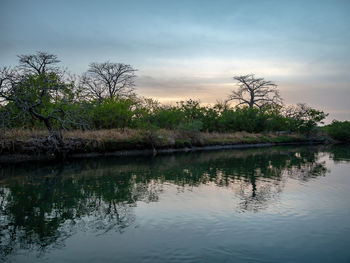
[227,74,282,109]
[81,62,137,102]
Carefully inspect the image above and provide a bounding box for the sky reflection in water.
[0,145,350,262]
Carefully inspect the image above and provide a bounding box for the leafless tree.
[227,74,282,109]
[18,51,60,75]
[0,67,17,102]
[80,73,105,103]
[81,62,137,102]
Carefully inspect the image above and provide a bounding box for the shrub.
[151,107,184,129]
[177,120,203,133]
[325,121,350,142]
[92,98,134,129]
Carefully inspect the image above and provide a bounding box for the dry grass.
[0,128,309,158]
[0,128,305,146]
[0,129,49,141]
[63,128,143,142]
[200,131,256,141]
[0,128,143,141]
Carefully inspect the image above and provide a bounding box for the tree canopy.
[228,74,282,109]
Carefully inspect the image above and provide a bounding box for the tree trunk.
[30,109,65,158]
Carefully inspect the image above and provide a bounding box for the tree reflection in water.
[0,145,348,260]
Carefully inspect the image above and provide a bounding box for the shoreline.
[0,139,326,164]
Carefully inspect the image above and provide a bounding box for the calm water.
[1,145,350,263]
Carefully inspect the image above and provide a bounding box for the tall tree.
[228,74,282,109]
[81,62,137,102]
[0,52,85,155]
[18,51,60,75]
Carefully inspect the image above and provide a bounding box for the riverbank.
[0,129,329,163]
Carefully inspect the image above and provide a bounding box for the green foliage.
[325,121,350,142]
[91,98,134,129]
[5,73,79,131]
[3,94,328,135]
[284,103,328,135]
[0,53,331,137]
[177,99,205,122]
[150,107,184,129]
[3,94,329,135]
[201,107,220,132]
[177,120,203,133]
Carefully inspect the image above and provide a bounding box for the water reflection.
[327,144,350,162]
[0,145,349,261]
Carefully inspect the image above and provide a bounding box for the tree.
[18,51,60,75]
[227,74,282,109]
[81,62,137,102]
[283,103,328,134]
[325,120,350,142]
[0,52,85,154]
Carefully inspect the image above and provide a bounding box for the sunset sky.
[1,0,349,122]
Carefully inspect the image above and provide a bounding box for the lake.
[1,145,350,263]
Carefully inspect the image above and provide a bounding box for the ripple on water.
[1,146,350,263]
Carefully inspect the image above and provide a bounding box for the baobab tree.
[18,51,61,75]
[81,62,137,102]
[0,52,85,155]
[227,74,282,109]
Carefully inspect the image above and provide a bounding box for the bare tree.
[18,51,60,75]
[81,62,137,102]
[80,73,105,103]
[227,74,282,109]
[0,67,16,103]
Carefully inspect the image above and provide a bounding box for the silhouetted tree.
[228,74,282,109]
[18,51,60,75]
[283,103,328,135]
[81,62,137,102]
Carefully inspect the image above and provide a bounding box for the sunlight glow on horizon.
[1,0,349,121]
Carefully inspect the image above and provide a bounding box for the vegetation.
[325,121,350,142]
[0,52,335,158]
[0,128,309,158]
[0,95,327,134]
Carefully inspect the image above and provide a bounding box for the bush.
[92,98,134,129]
[284,103,328,135]
[2,91,329,136]
[151,107,184,129]
[325,121,350,142]
[177,120,203,133]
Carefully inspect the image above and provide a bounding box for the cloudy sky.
[1,0,349,122]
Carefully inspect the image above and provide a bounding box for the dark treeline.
[324,120,350,142]
[0,94,328,134]
[0,51,341,142]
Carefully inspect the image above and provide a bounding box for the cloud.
[1,0,349,121]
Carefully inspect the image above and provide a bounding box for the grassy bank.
[0,129,326,161]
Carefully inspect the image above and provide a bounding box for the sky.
[1,0,350,122]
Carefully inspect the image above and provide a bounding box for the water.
[1,145,350,263]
